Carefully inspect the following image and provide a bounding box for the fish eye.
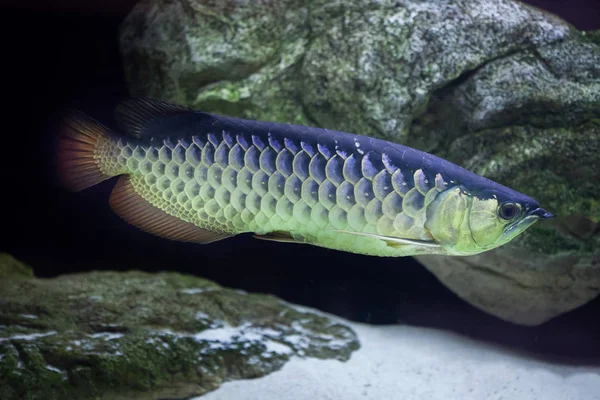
[499,202,520,220]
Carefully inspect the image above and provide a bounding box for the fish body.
[56,98,553,257]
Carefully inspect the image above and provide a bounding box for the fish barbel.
[56,98,553,257]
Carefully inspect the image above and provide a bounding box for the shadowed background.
[1,0,599,363]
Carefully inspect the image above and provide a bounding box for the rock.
[588,30,600,44]
[119,0,314,126]
[119,0,600,324]
[0,254,359,400]
[0,253,34,279]
[119,0,574,140]
[415,247,600,326]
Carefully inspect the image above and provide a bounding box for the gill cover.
[468,196,506,248]
[425,187,474,255]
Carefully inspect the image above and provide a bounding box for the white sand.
[197,322,600,400]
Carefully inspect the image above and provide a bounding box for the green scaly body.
[97,132,444,257]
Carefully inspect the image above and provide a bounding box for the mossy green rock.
[119,0,600,325]
[0,253,34,279]
[0,254,359,400]
[587,30,600,45]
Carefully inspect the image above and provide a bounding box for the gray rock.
[0,254,359,400]
[415,247,600,326]
[120,0,573,139]
[119,0,600,325]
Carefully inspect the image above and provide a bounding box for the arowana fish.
[56,98,553,257]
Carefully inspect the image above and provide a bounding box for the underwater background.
[2,0,599,358]
[1,1,599,398]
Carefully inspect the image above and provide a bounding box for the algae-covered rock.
[0,254,359,400]
[119,0,600,325]
[0,253,34,279]
[588,30,600,45]
[119,0,573,139]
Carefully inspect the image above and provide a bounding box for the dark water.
[1,1,599,365]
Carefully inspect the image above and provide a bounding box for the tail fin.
[56,111,115,192]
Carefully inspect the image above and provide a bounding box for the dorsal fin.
[115,97,220,138]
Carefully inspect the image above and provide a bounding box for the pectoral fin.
[253,231,304,244]
[333,230,441,249]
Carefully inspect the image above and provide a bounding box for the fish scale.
[99,126,441,256]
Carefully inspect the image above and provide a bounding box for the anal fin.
[109,176,231,244]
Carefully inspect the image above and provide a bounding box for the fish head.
[467,188,553,252]
[426,185,553,256]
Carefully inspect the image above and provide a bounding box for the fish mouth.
[499,208,552,243]
[490,209,550,250]
[527,207,554,219]
[493,215,538,248]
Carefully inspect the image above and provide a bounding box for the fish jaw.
[496,206,554,244]
[495,215,541,248]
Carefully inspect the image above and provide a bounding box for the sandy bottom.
[197,322,600,400]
